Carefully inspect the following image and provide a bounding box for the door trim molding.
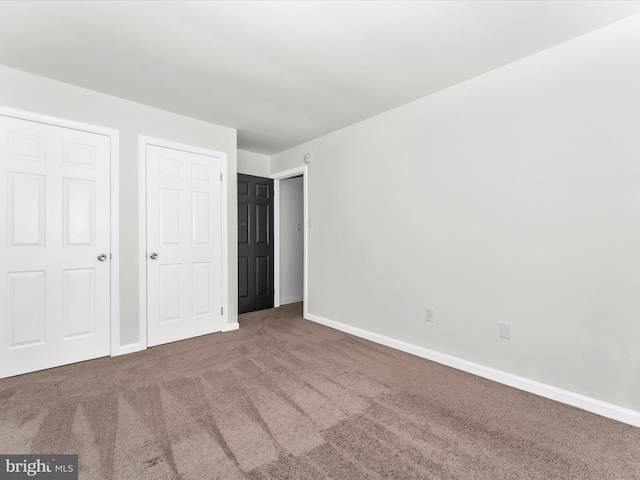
[0,106,121,357]
[270,166,308,319]
[137,136,229,352]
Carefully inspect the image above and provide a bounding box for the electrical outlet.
[424,308,434,322]
[308,218,313,229]
[296,223,302,232]
[499,322,511,339]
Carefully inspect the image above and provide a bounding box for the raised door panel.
[160,188,181,246]
[159,157,180,177]
[255,204,270,244]
[191,163,211,183]
[238,180,249,196]
[255,183,269,198]
[238,202,249,245]
[8,173,45,247]
[238,257,249,298]
[255,256,269,296]
[63,141,96,168]
[7,131,46,162]
[193,262,212,317]
[63,179,95,246]
[7,271,46,348]
[63,268,96,339]
[159,264,182,323]
[192,192,211,245]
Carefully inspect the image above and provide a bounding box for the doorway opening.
[271,166,308,319]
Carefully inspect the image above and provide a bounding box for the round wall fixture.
[303,153,312,164]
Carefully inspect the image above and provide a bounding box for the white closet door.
[146,144,222,347]
[0,115,111,378]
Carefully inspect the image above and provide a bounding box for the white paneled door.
[146,144,222,347]
[0,115,112,378]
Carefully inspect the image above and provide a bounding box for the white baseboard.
[280,296,303,305]
[113,324,240,357]
[305,312,640,428]
[112,342,145,357]
[222,322,240,332]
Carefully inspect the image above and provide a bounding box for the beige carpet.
[1,302,639,479]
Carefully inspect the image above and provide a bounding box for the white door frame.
[270,166,308,318]
[138,136,228,350]
[0,106,120,356]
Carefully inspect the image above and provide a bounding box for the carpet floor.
[1,302,639,479]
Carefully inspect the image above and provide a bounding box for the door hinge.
[221,306,224,315]
[220,172,223,182]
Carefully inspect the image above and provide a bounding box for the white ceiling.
[0,1,639,155]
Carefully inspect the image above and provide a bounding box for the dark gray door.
[238,174,274,314]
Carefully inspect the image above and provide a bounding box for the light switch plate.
[499,322,511,339]
[425,308,434,322]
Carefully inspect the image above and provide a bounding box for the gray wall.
[0,65,238,347]
[238,149,270,177]
[271,16,640,411]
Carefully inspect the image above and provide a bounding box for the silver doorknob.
[149,252,158,260]
[97,254,108,261]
